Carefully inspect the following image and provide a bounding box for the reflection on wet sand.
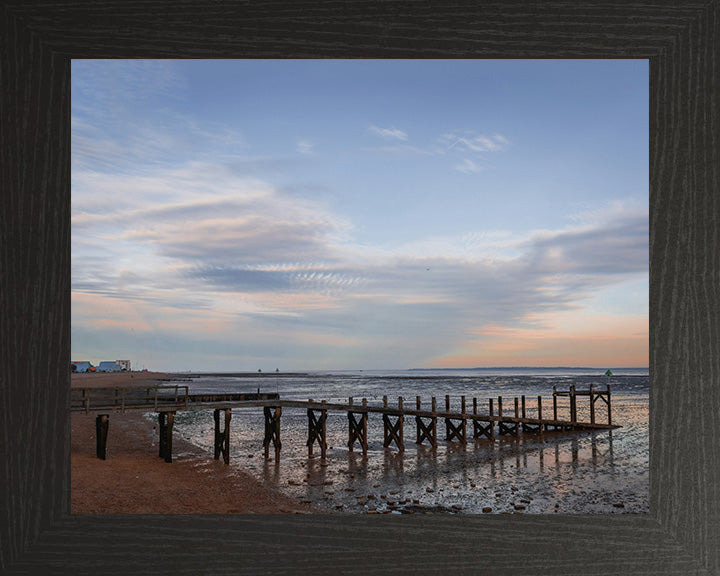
[172,376,646,514]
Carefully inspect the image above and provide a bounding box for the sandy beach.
[71,372,317,514]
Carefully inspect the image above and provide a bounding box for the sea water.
[164,368,649,514]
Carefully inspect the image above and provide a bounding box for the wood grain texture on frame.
[1,1,718,574]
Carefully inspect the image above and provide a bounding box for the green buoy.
[604,369,613,376]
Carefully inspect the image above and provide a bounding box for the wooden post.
[212,409,232,464]
[158,411,175,463]
[166,412,175,463]
[498,396,503,417]
[416,396,422,444]
[589,385,596,424]
[521,395,526,418]
[348,397,353,451]
[307,398,313,457]
[223,409,231,464]
[95,414,109,460]
[570,385,577,424]
[264,406,282,460]
[445,395,451,439]
[538,396,544,433]
[552,386,558,421]
[274,407,281,460]
[307,402,327,458]
[383,396,389,447]
[362,398,368,453]
[398,397,404,451]
[213,409,221,460]
[607,384,612,425]
[473,397,477,415]
[489,398,495,440]
[158,412,166,459]
[514,397,520,436]
[432,397,437,446]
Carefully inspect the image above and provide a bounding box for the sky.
[71,59,649,372]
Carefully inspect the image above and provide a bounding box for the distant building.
[116,360,131,372]
[72,361,93,373]
[97,361,122,372]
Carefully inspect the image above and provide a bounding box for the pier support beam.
[213,408,231,464]
[158,411,175,463]
[521,395,541,434]
[95,414,109,459]
[570,385,578,426]
[498,420,519,435]
[263,406,282,460]
[307,400,328,458]
[497,396,518,436]
[382,397,404,452]
[473,398,495,440]
[444,395,467,444]
[348,398,368,454]
[415,396,437,447]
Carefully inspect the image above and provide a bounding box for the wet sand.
[71,372,647,515]
[71,372,317,514]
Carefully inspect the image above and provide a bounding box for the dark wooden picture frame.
[1,2,718,574]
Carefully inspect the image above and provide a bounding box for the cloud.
[297,139,314,154]
[454,158,483,174]
[73,156,646,334]
[439,132,509,153]
[369,125,408,141]
[364,144,433,156]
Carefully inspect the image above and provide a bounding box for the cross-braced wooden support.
[95,414,109,459]
[522,422,542,434]
[213,408,231,464]
[416,416,437,447]
[382,397,404,452]
[473,420,494,439]
[496,395,518,436]
[590,384,612,425]
[472,398,495,440]
[383,414,404,451]
[415,396,437,447]
[444,395,467,444]
[307,404,328,458]
[445,418,467,443]
[263,406,282,460]
[158,411,175,462]
[348,398,368,454]
[498,420,519,436]
[520,395,541,434]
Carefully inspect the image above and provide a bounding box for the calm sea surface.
[162,368,649,514]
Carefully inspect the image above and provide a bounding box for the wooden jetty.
[71,384,618,463]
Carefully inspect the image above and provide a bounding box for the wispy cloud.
[439,132,510,153]
[369,125,408,141]
[297,139,314,155]
[72,156,647,368]
[454,158,483,174]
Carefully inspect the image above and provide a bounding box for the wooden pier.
[71,385,618,464]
